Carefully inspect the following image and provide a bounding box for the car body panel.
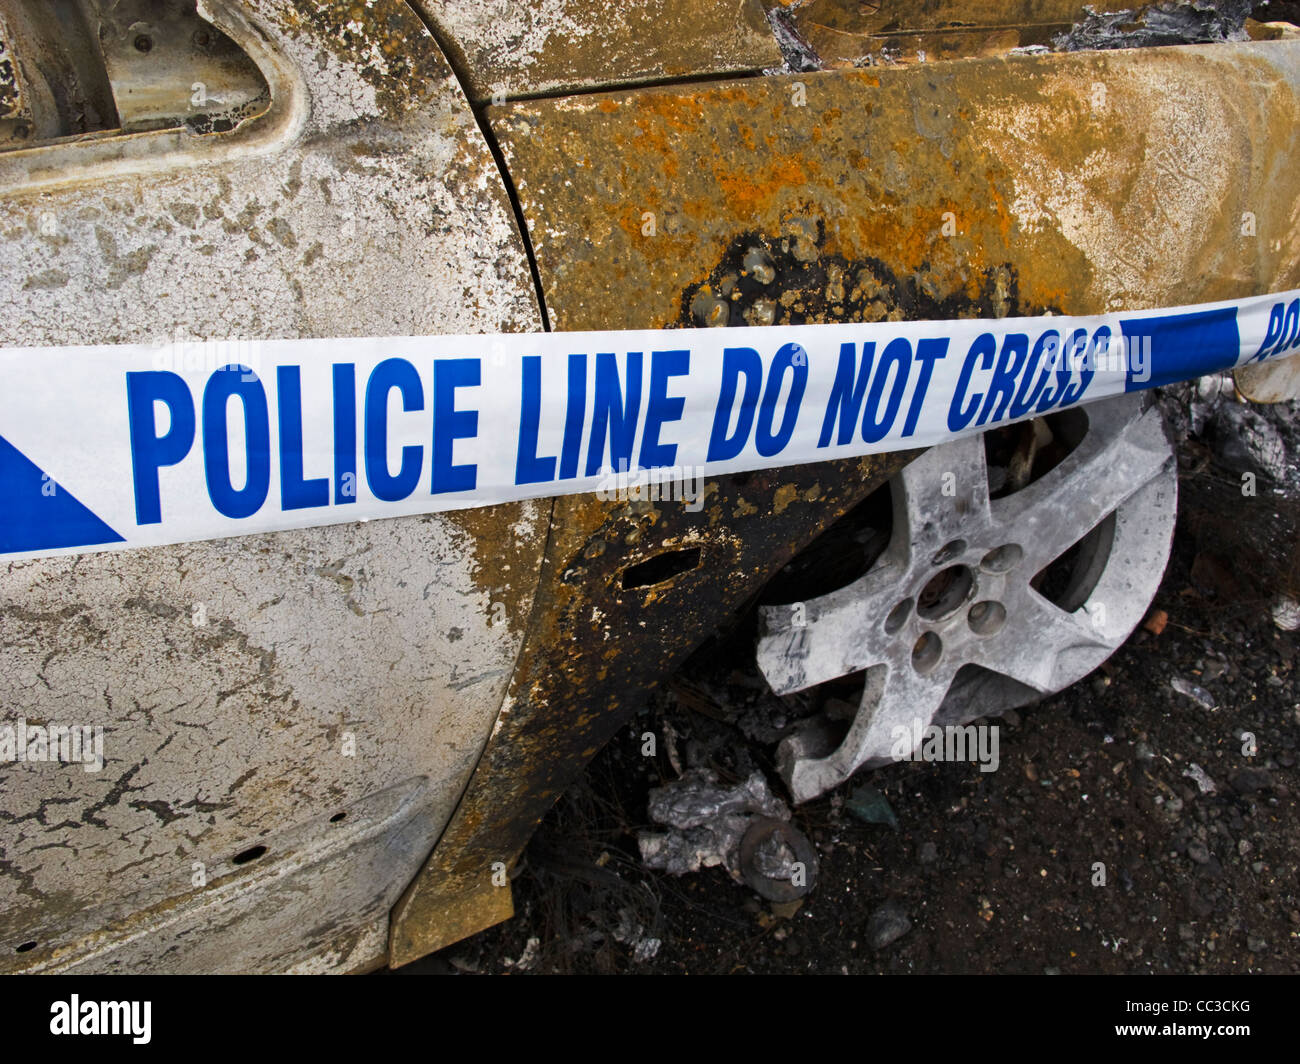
[488,40,1300,337]
[0,0,548,973]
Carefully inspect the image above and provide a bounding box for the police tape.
[2,288,1299,560]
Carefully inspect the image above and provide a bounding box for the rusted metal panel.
[0,10,33,146]
[0,0,548,973]
[408,0,782,102]
[488,40,1300,336]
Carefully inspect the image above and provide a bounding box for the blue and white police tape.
[2,287,1298,559]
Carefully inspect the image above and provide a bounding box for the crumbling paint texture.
[410,0,782,101]
[0,0,549,973]
[2,0,538,341]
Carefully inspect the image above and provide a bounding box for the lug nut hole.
[980,543,1023,573]
[932,539,967,565]
[912,632,942,674]
[884,597,913,634]
[968,600,1007,635]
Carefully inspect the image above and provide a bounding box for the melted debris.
[1055,1,1254,51]
[764,3,821,73]
[638,768,789,878]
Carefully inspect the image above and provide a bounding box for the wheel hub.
[756,395,1178,804]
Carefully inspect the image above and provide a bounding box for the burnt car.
[1,0,1298,972]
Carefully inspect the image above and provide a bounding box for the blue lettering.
[900,338,948,438]
[640,349,689,469]
[818,342,875,448]
[1282,299,1300,354]
[1008,331,1057,419]
[202,366,271,520]
[333,364,357,505]
[432,359,478,494]
[126,371,195,525]
[364,358,423,502]
[515,356,554,485]
[861,338,910,444]
[585,352,643,476]
[977,333,1028,426]
[756,343,807,457]
[949,334,995,432]
[707,347,762,462]
[1058,327,1101,407]
[1255,302,1285,361]
[559,354,586,480]
[277,366,329,511]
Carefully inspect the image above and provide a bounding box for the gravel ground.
[402,385,1299,975]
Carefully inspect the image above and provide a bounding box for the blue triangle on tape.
[0,434,125,554]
